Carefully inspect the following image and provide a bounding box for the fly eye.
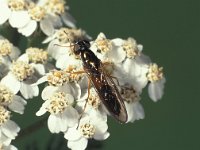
[83,40,90,47]
[74,44,81,55]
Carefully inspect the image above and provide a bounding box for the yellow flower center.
[123,38,139,59]
[88,89,101,109]
[95,38,112,53]
[47,70,70,86]
[47,92,69,114]
[121,86,140,103]
[26,47,48,63]
[8,0,25,11]
[28,5,46,21]
[0,106,11,126]
[0,84,14,105]
[80,123,95,139]
[56,28,75,43]
[0,39,12,56]
[45,0,65,15]
[147,63,164,82]
[65,65,84,82]
[11,61,34,81]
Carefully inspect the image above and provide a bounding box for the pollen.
[28,5,46,21]
[26,47,48,63]
[0,39,12,56]
[8,0,25,11]
[45,0,65,15]
[0,106,11,125]
[47,70,69,86]
[123,38,139,59]
[147,63,164,82]
[102,60,114,75]
[88,89,101,109]
[95,38,112,53]
[121,86,140,103]
[65,65,84,82]
[79,123,95,139]
[11,61,34,81]
[56,28,75,43]
[0,84,14,105]
[47,92,69,114]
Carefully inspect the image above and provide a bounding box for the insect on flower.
[71,40,128,123]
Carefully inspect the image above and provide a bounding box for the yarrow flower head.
[146,63,166,102]
[36,90,79,133]
[0,37,20,78]
[1,56,40,99]
[0,0,31,29]
[64,114,109,150]
[0,0,76,36]
[0,83,26,114]
[0,106,20,145]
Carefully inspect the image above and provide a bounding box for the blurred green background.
[1,0,199,149]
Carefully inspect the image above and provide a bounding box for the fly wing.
[86,69,128,123]
[104,73,128,123]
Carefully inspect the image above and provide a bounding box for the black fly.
[73,40,128,123]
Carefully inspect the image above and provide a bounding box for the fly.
[73,40,128,123]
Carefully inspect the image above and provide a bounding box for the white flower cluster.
[0,37,26,149]
[0,1,166,150]
[0,0,75,36]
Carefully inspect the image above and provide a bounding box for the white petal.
[63,107,79,127]
[111,38,124,46]
[56,55,80,69]
[135,54,152,65]
[4,145,18,150]
[133,102,145,120]
[40,17,54,36]
[36,100,50,116]
[42,34,55,43]
[64,127,81,141]
[48,114,67,133]
[17,54,29,63]
[1,73,20,94]
[0,3,11,24]
[93,117,108,135]
[48,14,62,28]
[68,137,88,150]
[10,46,21,60]
[32,64,45,75]
[2,120,20,139]
[0,132,12,146]
[125,102,145,123]
[61,13,76,28]
[47,40,69,59]
[107,45,126,63]
[94,131,110,140]
[48,115,59,133]
[57,84,71,95]
[9,11,30,28]
[41,86,57,100]
[8,95,27,114]
[148,78,166,102]
[20,82,39,99]
[69,83,81,100]
[18,20,37,36]
[34,75,48,85]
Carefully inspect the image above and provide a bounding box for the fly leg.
[77,78,91,129]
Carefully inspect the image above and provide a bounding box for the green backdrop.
[2,0,199,149]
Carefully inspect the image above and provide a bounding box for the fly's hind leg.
[77,78,91,129]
